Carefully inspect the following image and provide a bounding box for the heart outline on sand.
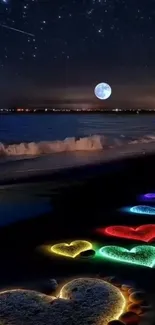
[98,245,155,268]
[51,240,92,258]
[0,278,126,325]
[130,205,155,215]
[101,224,155,242]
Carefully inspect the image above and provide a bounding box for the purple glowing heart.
[144,193,155,199]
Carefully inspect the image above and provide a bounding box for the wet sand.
[0,141,155,184]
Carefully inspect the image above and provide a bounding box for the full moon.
[94,82,112,100]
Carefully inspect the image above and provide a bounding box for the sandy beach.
[0,151,155,324]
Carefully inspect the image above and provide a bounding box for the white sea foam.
[0,135,105,157]
[0,134,155,158]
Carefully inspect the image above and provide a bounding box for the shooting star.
[0,24,35,37]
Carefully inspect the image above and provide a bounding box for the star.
[0,0,154,109]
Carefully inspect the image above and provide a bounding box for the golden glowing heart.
[0,278,126,325]
[51,240,92,258]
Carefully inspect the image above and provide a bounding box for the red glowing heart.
[97,224,155,242]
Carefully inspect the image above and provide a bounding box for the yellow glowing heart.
[51,240,92,258]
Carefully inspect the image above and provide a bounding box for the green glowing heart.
[98,245,155,268]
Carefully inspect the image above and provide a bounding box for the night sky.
[0,0,155,108]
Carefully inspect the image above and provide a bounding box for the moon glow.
[94,82,112,100]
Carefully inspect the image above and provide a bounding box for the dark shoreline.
[0,153,155,193]
[0,151,155,188]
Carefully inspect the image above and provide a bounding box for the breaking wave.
[0,134,155,158]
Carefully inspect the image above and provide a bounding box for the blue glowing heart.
[130,205,155,215]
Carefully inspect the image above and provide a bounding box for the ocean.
[1,113,155,150]
[1,113,155,179]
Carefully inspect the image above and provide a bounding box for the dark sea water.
[1,113,155,161]
[1,113,155,144]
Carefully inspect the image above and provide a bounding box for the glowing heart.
[51,240,92,258]
[102,224,155,242]
[130,205,155,215]
[143,193,155,199]
[144,193,155,199]
[98,245,155,268]
[0,278,126,325]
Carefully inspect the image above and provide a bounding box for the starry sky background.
[0,0,155,109]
